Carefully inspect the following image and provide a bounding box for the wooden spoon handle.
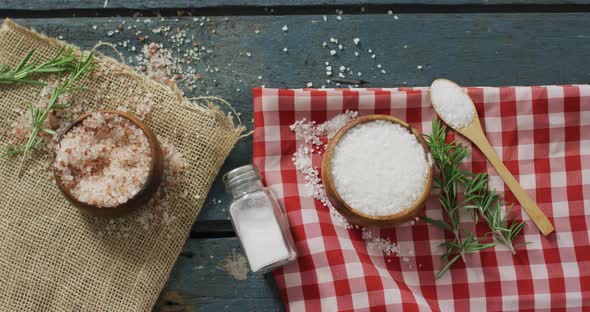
[471,136,555,236]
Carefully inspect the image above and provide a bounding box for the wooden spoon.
[430,79,554,236]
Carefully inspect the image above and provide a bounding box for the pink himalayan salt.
[53,112,152,208]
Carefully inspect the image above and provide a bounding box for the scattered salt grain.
[353,38,360,45]
[336,16,342,21]
[283,47,288,52]
[417,65,423,70]
[354,52,359,57]
[282,25,288,32]
[92,25,98,30]
[330,50,337,56]
[307,82,313,87]
[362,228,400,256]
[219,250,249,280]
[430,79,475,129]
[331,120,429,216]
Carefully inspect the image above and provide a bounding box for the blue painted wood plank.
[2,0,590,10]
[10,13,590,227]
[156,238,284,311]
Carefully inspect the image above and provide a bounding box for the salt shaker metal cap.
[223,164,261,189]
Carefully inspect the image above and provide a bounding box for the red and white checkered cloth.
[252,86,590,311]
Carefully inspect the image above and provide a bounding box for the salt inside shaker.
[223,165,297,273]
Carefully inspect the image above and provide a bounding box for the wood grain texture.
[3,0,590,10]
[8,14,590,227]
[157,238,283,312]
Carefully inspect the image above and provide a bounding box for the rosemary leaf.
[424,118,497,279]
[424,118,528,279]
[0,50,94,175]
[0,47,77,85]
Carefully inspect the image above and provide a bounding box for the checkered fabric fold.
[252,86,590,311]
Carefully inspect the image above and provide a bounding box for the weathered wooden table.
[2,0,590,310]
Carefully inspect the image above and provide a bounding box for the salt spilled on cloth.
[430,79,475,129]
[53,112,152,208]
[230,192,290,272]
[331,120,429,216]
[290,112,406,258]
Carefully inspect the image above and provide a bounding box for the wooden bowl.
[53,110,164,218]
[321,114,434,228]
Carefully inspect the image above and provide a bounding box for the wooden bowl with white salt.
[53,110,164,217]
[322,115,433,228]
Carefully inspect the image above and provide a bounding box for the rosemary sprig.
[422,118,495,279]
[2,51,94,175]
[0,47,77,85]
[464,173,528,254]
[423,118,527,278]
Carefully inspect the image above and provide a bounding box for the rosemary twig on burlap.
[422,118,526,279]
[0,47,77,85]
[0,48,93,175]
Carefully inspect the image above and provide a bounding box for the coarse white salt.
[430,79,475,129]
[53,112,152,208]
[290,113,420,257]
[282,25,288,32]
[331,120,429,216]
[353,38,360,45]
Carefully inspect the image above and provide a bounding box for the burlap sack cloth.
[0,20,244,310]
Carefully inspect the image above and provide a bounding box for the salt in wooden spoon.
[429,79,554,236]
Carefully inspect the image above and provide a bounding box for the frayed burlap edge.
[0,19,246,311]
[1,18,246,137]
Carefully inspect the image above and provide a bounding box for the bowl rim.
[321,114,434,227]
[53,109,164,217]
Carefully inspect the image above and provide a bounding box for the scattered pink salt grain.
[53,112,152,208]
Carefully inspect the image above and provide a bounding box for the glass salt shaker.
[223,165,297,273]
